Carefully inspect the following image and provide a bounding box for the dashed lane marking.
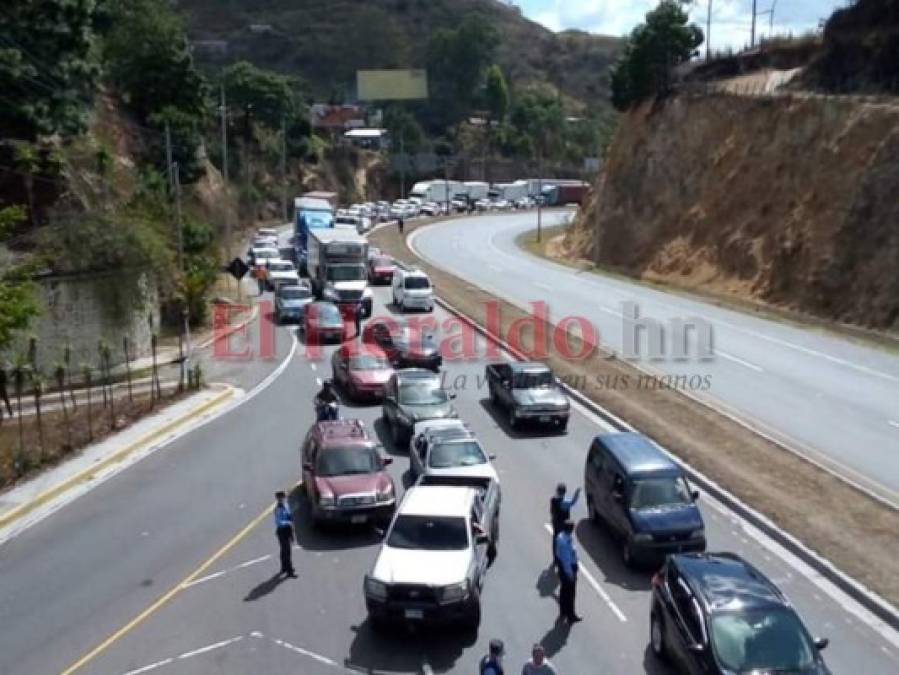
[717,350,764,373]
[543,523,627,623]
[180,554,271,589]
[889,420,899,430]
[121,635,242,675]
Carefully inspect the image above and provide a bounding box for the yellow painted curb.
[0,386,236,530]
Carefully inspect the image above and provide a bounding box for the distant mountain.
[176,0,621,111]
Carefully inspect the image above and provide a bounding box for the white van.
[392,267,434,312]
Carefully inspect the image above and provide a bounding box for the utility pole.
[751,0,758,47]
[280,114,288,224]
[399,131,406,200]
[220,83,230,255]
[443,158,450,216]
[706,0,713,60]
[536,145,543,244]
[173,162,184,273]
[164,121,174,194]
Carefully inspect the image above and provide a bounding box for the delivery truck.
[307,229,373,317]
[294,196,335,273]
[409,180,465,204]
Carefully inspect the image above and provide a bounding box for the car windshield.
[280,287,311,300]
[429,440,487,468]
[710,608,817,672]
[316,447,380,476]
[387,515,468,550]
[399,382,447,405]
[372,256,393,268]
[313,305,341,323]
[327,265,366,282]
[513,370,554,388]
[405,276,430,289]
[255,249,278,259]
[270,263,293,272]
[349,354,390,370]
[629,477,692,510]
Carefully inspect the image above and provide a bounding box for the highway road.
[0,263,896,673]
[411,212,899,505]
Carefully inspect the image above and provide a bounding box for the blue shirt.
[555,531,578,579]
[274,502,292,529]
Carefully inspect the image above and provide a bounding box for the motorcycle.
[315,398,340,422]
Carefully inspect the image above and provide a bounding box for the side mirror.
[449,392,457,400]
[814,637,829,651]
[382,457,394,466]
[488,454,497,461]
[691,490,700,501]
[501,378,511,389]
[613,491,625,503]
[687,643,705,654]
[373,527,386,539]
[475,532,489,545]
[303,462,313,471]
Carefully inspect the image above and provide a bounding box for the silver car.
[275,283,314,324]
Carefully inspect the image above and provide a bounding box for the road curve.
[411,212,899,504]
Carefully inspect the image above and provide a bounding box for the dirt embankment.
[571,93,899,332]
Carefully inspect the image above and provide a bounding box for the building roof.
[310,104,366,130]
[399,485,476,517]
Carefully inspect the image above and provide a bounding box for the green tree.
[0,207,38,353]
[0,0,100,140]
[507,89,565,159]
[222,61,298,142]
[610,1,703,111]
[426,16,499,130]
[484,65,510,124]
[384,106,425,154]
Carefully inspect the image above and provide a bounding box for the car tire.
[489,384,497,405]
[623,540,636,568]
[462,598,482,632]
[508,408,518,430]
[650,611,668,661]
[558,419,569,434]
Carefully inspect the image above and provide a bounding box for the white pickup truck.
[363,484,496,631]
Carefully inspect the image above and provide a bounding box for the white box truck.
[307,229,373,316]
[410,180,465,204]
[463,181,489,201]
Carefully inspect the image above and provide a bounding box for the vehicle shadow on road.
[477,399,567,441]
[243,573,288,602]
[575,519,652,592]
[345,618,474,673]
[642,643,676,674]
[289,488,382,552]
[372,417,408,458]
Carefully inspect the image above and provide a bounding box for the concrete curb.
[400,222,899,633]
[0,386,237,530]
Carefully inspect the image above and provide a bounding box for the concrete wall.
[6,270,159,371]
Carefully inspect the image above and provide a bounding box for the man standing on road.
[550,483,580,569]
[274,491,297,578]
[522,644,557,675]
[479,638,505,675]
[555,520,581,623]
[397,216,404,235]
[354,301,363,338]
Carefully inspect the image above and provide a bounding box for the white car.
[491,199,510,210]
[419,202,441,216]
[363,485,495,630]
[257,227,279,239]
[409,420,499,483]
[264,259,300,290]
[247,246,280,268]
[392,267,434,312]
[389,200,409,219]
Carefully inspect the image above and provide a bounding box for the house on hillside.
[309,104,366,137]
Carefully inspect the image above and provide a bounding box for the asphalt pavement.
[0,278,896,674]
[410,212,899,506]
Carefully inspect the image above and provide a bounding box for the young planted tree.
[122,336,133,403]
[54,362,72,451]
[0,364,11,426]
[11,355,29,466]
[99,341,115,429]
[82,365,94,442]
[64,344,77,410]
[30,370,46,462]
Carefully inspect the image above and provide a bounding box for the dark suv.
[650,552,831,674]
[301,419,396,528]
[584,432,705,567]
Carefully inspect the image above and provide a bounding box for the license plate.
[539,415,551,423]
[404,609,424,620]
[351,515,367,524]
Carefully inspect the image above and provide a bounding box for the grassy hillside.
[176,0,620,112]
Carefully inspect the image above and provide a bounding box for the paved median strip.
[0,386,237,532]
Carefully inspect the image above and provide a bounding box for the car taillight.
[651,571,663,588]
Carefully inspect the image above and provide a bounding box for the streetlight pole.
[751,0,758,47]
[706,0,713,60]
[280,114,288,224]
[220,83,230,255]
[536,148,543,244]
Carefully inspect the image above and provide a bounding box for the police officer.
[397,216,405,235]
[354,300,363,338]
[549,482,580,569]
[555,520,581,622]
[274,491,297,578]
[479,638,505,675]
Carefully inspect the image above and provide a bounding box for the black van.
[584,432,706,568]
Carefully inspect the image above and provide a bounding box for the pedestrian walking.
[354,301,363,338]
[522,644,557,675]
[555,520,581,622]
[397,216,404,235]
[550,483,580,569]
[479,638,505,675]
[255,262,267,295]
[274,491,297,578]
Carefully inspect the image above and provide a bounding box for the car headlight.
[376,486,394,503]
[633,533,653,544]
[690,528,705,540]
[438,581,469,604]
[364,576,388,601]
[323,288,338,300]
[318,494,336,508]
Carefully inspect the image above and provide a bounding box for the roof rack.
[320,419,367,439]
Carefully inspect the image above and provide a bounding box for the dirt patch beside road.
[371,218,899,609]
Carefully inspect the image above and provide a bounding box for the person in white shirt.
[522,644,557,675]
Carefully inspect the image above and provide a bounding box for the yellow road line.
[60,503,271,674]
[0,387,235,530]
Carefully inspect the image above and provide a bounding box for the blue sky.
[515,1,847,51]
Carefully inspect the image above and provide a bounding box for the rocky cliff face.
[571,92,899,331]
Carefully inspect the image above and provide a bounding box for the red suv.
[301,419,396,527]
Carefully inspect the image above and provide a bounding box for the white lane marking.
[177,635,243,660]
[310,362,317,371]
[889,420,899,430]
[270,636,341,667]
[717,350,764,372]
[315,377,323,386]
[543,523,627,623]
[487,264,503,272]
[599,306,621,318]
[534,282,553,291]
[181,554,272,589]
[122,658,174,675]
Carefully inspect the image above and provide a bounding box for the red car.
[303,302,346,344]
[301,419,396,527]
[368,255,397,285]
[331,344,395,401]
